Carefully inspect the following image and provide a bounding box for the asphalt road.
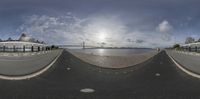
[0,50,200,99]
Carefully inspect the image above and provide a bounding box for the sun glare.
[97,30,108,42]
[98,33,106,40]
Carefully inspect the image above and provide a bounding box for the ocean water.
[70,48,154,56]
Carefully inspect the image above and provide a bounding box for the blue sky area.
[0,0,200,47]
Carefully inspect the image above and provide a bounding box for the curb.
[167,53,200,79]
[0,50,63,80]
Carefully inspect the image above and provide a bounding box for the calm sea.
[70,48,154,56]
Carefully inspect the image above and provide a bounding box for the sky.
[0,0,200,48]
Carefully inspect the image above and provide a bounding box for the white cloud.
[18,14,128,46]
[18,14,86,44]
[17,14,176,48]
[156,20,174,41]
[156,20,173,33]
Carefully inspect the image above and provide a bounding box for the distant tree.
[36,40,40,43]
[7,37,12,41]
[185,37,195,44]
[0,39,2,42]
[21,33,26,37]
[173,44,180,49]
[173,44,183,50]
[51,45,59,49]
[197,38,200,42]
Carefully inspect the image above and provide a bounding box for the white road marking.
[155,73,160,76]
[66,67,71,70]
[80,88,95,93]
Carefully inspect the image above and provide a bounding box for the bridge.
[57,44,97,49]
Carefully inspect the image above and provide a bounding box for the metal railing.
[0,46,51,52]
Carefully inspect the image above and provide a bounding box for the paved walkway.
[0,50,62,76]
[67,49,157,68]
[166,50,200,74]
[0,51,49,57]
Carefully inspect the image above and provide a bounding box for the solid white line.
[0,50,63,80]
[167,54,200,79]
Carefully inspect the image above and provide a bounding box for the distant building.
[0,33,48,52]
[181,42,200,52]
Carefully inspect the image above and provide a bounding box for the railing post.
[23,45,25,52]
[3,46,5,52]
[31,46,34,52]
[38,46,40,52]
[13,45,15,52]
[189,47,191,52]
[195,46,197,52]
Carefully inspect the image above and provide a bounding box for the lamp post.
[83,41,85,49]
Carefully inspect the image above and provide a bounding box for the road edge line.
[0,50,63,80]
[167,53,200,79]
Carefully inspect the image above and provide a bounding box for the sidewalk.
[0,49,62,76]
[166,50,200,74]
[67,49,157,68]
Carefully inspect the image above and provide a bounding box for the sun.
[98,33,106,40]
[97,30,108,42]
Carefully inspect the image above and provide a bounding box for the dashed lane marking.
[155,73,161,76]
[80,88,95,93]
[66,67,71,70]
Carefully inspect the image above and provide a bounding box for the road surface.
[0,50,200,99]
